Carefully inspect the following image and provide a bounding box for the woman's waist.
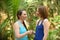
[15,35,28,40]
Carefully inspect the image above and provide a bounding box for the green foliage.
[0,0,20,40]
[47,28,60,40]
[47,15,60,40]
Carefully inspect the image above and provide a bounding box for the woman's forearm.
[16,31,28,38]
[43,33,48,40]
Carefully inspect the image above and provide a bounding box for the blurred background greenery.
[0,0,60,40]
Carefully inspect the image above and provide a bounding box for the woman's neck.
[19,19,24,23]
[39,16,43,20]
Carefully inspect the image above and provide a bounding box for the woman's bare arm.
[13,22,32,38]
[43,19,50,40]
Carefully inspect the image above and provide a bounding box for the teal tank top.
[15,20,28,40]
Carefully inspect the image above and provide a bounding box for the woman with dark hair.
[13,10,33,40]
[34,6,50,40]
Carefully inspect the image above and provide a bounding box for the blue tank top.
[34,21,44,40]
[15,20,28,40]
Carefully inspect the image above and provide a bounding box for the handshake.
[27,30,35,35]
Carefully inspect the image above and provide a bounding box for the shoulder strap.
[23,21,28,30]
[18,20,28,30]
[37,20,41,25]
[37,20,44,25]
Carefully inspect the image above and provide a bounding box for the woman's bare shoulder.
[43,19,50,27]
[13,21,19,28]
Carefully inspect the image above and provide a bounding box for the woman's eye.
[24,14,26,15]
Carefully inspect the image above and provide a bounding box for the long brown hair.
[38,6,48,19]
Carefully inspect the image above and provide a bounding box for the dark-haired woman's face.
[20,11,27,20]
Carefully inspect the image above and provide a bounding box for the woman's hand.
[27,30,33,35]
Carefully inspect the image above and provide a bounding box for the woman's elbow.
[15,34,20,38]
